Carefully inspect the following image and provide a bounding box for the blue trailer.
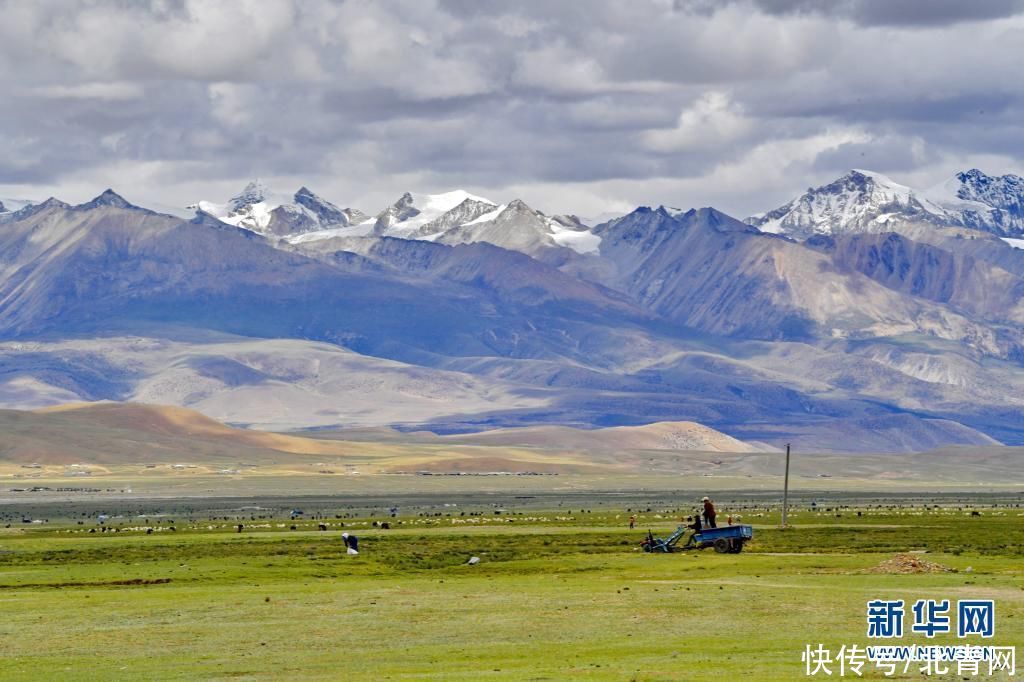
[641,524,752,554]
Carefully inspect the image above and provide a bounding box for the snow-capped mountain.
[746,170,948,240]
[291,189,602,260]
[924,169,1024,237]
[4,183,1024,452]
[371,190,497,238]
[294,186,366,227]
[416,197,498,236]
[189,181,365,237]
[0,197,36,215]
[749,168,1024,240]
[436,198,601,259]
[189,180,282,234]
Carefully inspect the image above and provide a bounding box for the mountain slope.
[289,235,636,311]
[0,198,35,215]
[746,170,947,239]
[292,193,602,264]
[0,336,546,430]
[0,403,613,474]
[0,194,672,373]
[924,169,1024,236]
[436,199,600,263]
[3,183,1024,452]
[749,168,1024,239]
[436,421,767,452]
[806,231,1024,326]
[371,190,495,238]
[588,206,1014,357]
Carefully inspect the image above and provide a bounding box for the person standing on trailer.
[702,496,717,528]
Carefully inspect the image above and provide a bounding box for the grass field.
[0,497,1022,680]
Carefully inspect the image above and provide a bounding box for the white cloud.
[207,83,257,126]
[0,0,1023,221]
[325,0,495,100]
[513,43,669,95]
[30,82,144,100]
[641,92,754,152]
[693,127,875,207]
[513,44,612,95]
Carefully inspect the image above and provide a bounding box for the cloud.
[0,0,1023,221]
[30,82,145,100]
[740,0,1024,27]
[642,92,754,153]
[512,42,668,96]
[513,44,614,95]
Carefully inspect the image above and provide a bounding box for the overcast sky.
[2,0,1024,219]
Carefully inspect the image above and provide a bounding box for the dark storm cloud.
[810,139,932,176]
[1,0,1023,218]
[743,0,1024,27]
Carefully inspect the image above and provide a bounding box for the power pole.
[781,443,791,528]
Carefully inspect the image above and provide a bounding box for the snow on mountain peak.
[747,167,1024,239]
[462,203,506,227]
[309,191,603,257]
[430,197,602,256]
[229,179,270,211]
[409,190,496,220]
[923,169,1024,237]
[940,168,1024,207]
[294,186,322,203]
[746,169,950,239]
[373,190,497,237]
[175,167,1024,255]
[659,206,690,219]
[189,181,368,238]
[187,180,278,232]
[849,168,896,184]
[424,189,494,211]
[292,186,364,228]
[0,197,36,216]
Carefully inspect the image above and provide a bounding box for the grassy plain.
[0,499,1022,680]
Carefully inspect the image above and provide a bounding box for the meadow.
[0,495,1022,680]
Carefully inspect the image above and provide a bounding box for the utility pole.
[781,443,791,528]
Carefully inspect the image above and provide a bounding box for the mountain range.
[3,167,1024,453]
[747,169,1024,240]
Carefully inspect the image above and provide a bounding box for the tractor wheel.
[713,538,729,553]
[729,540,743,554]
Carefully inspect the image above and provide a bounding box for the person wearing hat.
[341,531,359,554]
[702,497,717,528]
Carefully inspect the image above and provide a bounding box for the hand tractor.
[641,524,752,554]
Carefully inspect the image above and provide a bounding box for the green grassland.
[0,501,1022,680]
